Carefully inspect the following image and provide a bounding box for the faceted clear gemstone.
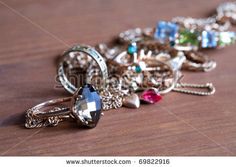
[154,21,179,44]
[140,89,162,104]
[219,32,236,47]
[73,84,101,128]
[127,43,137,55]
[201,31,217,48]
[179,29,199,46]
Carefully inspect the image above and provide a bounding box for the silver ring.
[58,45,108,94]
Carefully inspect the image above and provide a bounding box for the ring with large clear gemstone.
[71,84,102,128]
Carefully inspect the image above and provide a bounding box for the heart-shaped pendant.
[122,93,140,109]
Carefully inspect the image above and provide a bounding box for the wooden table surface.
[0,0,236,156]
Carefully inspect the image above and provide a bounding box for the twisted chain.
[173,82,215,96]
[25,107,65,128]
[99,87,124,110]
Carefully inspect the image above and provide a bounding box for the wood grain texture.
[0,0,236,156]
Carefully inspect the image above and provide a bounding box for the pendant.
[140,88,162,104]
[122,93,140,109]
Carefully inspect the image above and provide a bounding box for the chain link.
[173,82,215,96]
[25,107,65,128]
[99,87,124,110]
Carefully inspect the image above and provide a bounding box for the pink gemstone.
[140,89,162,104]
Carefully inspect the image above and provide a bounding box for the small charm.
[122,93,140,108]
[127,42,138,55]
[140,88,162,104]
[99,87,124,110]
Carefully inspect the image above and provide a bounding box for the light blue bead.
[201,31,217,48]
[154,21,179,44]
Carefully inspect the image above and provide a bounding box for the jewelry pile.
[25,2,236,129]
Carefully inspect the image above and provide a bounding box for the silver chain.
[173,82,215,96]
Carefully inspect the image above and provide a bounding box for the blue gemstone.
[154,21,179,44]
[201,31,217,48]
[74,84,101,128]
[127,43,137,54]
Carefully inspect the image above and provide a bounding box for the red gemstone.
[140,89,162,104]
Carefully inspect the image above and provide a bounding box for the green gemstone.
[135,65,142,73]
[127,43,137,55]
[179,29,199,46]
